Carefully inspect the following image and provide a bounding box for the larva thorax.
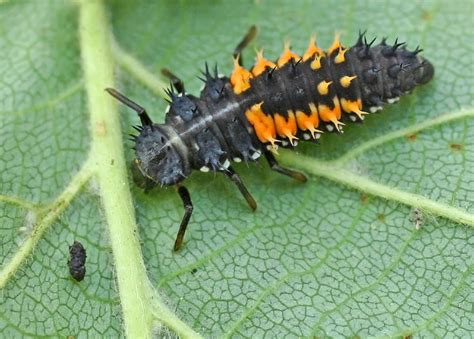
[133,71,262,185]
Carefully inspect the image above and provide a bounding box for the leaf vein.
[157,184,315,289]
[0,158,93,289]
[381,263,473,338]
[281,153,474,228]
[0,80,83,117]
[111,38,168,98]
[331,108,474,166]
[78,1,201,337]
[0,194,38,210]
[310,230,417,335]
[223,202,369,338]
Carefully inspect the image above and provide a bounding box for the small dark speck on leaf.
[111,159,115,165]
[191,268,198,274]
[406,133,417,141]
[421,10,432,21]
[360,193,369,204]
[68,241,86,281]
[450,143,464,151]
[377,213,385,222]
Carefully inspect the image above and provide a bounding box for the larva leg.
[223,166,257,211]
[233,25,257,66]
[264,151,307,183]
[105,88,153,126]
[161,68,185,94]
[173,185,194,251]
[131,159,157,193]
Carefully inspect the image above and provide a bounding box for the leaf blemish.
[420,10,432,21]
[449,143,464,151]
[360,193,369,204]
[96,120,107,136]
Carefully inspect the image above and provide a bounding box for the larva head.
[134,125,189,186]
[413,55,434,85]
[104,88,191,187]
[395,50,435,93]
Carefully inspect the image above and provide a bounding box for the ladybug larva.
[107,28,434,251]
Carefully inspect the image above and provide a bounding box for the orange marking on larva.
[317,80,332,95]
[230,56,252,94]
[318,97,344,132]
[296,108,323,138]
[245,102,279,146]
[303,36,325,61]
[327,33,342,55]
[340,98,368,119]
[277,41,300,67]
[310,55,323,70]
[340,97,362,112]
[340,75,357,88]
[252,49,276,76]
[274,111,298,145]
[334,48,348,63]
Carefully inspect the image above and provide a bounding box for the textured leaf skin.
[0,0,473,337]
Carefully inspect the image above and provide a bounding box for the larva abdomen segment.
[232,32,434,147]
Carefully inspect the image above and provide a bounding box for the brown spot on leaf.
[377,213,385,222]
[450,143,464,151]
[360,193,369,204]
[421,10,432,21]
[406,133,417,141]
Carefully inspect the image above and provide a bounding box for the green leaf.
[1,0,473,337]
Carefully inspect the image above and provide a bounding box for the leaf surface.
[1,0,473,337]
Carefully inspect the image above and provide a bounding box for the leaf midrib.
[77,1,201,338]
[1,1,472,337]
[0,2,201,338]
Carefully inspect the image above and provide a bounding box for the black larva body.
[133,34,433,186]
[109,31,433,250]
[68,241,86,281]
